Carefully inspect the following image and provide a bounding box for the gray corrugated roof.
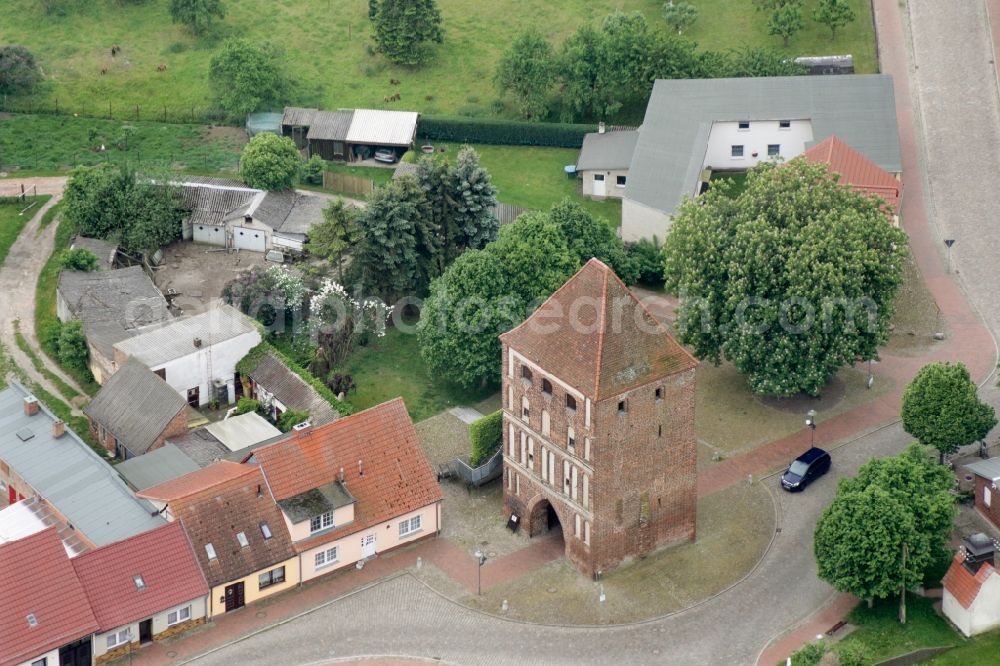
[114,304,260,368]
[58,266,169,327]
[181,183,259,226]
[282,107,319,127]
[965,458,1000,481]
[576,130,640,171]
[0,385,164,546]
[248,350,339,425]
[69,237,118,271]
[626,75,901,216]
[306,110,354,141]
[167,429,228,468]
[115,443,199,491]
[83,357,187,455]
[345,109,418,146]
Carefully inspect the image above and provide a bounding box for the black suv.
[781,447,831,491]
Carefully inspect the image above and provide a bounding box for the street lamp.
[474,549,488,595]
[806,409,817,447]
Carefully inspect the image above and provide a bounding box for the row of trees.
[755,0,858,46]
[417,199,636,388]
[494,11,804,120]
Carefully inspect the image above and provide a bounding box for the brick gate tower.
[500,258,698,577]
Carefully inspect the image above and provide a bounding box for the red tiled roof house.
[139,462,299,618]
[801,135,903,225]
[942,533,1000,636]
[499,258,698,577]
[242,398,443,583]
[72,521,210,664]
[0,528,98,666]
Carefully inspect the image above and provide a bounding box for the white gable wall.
[944,570,1000,636]
[150,331,262,406]
[703,120,813,171]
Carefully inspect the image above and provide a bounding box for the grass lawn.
[0,114,244,173]
[0,196,51,264]
[927,630,999,665]
[710,171,749,198]
[339,324,495,423]
[836,596,962,662]
[1,0,875,121]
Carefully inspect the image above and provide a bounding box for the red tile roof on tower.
[0,528,99,666]
[500,258,698,400]
[246,398,443,552]
[138,459,253,502]
[801,135,902,213]
[157,465,297,588]
[943,552,997,609]
[71,521,209,632]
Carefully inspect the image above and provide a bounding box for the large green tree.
[814,0,856,39]
[663,159,908,396]
[169,0,225,35]
[449,147,499,257]
[547,199,637,284]
[769,0,805,47]
[0,46,40,95]
[494,29,556,120]
[815,444,957,605]
[209,39,289,116]
[239,133,302,191]
[901,362,997,463]
[372,0,444,66]
[63,164,181,256]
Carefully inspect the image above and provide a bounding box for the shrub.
[417,116,597,148]
[277,409,310,432]
[835,641,872,666]
[240,133,302,190]
[56,320,89,372]
[301,154,325,185]
[235,397,260,415]
[788,640,826,666]
[469,409,503,466]
[326,373,356,397]
[0,45,41,95]
[626,238,664,286]
[60,248,100,272]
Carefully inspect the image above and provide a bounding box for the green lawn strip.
[0,195,51,263]
[836,596,962,662]
[37,198,64,232]
[13,320,81,402]
[1,0,875,119]
[0,114,243,173]
[339,323,494,423]
[927,628,1000,664]
[35,216,101,396]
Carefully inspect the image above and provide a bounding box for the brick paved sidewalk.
[757,593,859,666]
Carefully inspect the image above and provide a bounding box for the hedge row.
[469,409,503,467]
[417,116,598,148]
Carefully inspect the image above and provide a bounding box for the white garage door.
[193,224,225,246]
[233,227,266,252]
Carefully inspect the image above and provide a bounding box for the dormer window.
[236,532,250,548]
[310,511,334,533]
[542,378,553,395]
[521,365,533,382]
[566,394,577,411]
[205,543,217,560]
[133,575,146,591]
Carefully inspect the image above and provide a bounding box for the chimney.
[598,122,606,134]
[358,459,364,477]
[52,420,65,439]
[193,337,202,348]
[23,396,39,417]
[962,533,996,574]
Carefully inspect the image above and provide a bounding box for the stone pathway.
[447,405,484,425]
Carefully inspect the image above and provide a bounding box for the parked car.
[781,447,831,491]
[374,149,398,164]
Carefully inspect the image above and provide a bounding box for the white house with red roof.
[71,521,209,664]
[942,533,1000,636]
[240,398,443,582]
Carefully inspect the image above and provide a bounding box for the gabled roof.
[281,106,319,127]
[0,385,164,546]
[627,75,901,217]
[247,349,339,425]
[305,110,354,141]
[84,357,188,455]
[114,304,259,368]
[0,528,99,666]
[247,398,442,551]
[801,136,902,213]
[943,551,996,609]
[138,459,252,502]
[500,259,697,400]
[180,182,259,227]
[116,443,200,491]
[162,464,296,587]
[576,130,639,171]
[58,265,170,328]
[345,109,418,146]
[72,521,208,632]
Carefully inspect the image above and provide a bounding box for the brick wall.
[89,406,188,459]
[975,477,1000,530]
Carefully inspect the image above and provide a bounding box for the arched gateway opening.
[528,499,564,539]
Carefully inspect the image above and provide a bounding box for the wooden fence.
[323,172,375,196]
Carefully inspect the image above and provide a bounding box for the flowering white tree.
[305,279,389,369]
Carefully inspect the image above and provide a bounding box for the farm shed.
[281,107,418,162]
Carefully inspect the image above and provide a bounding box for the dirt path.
[0,177,87,410]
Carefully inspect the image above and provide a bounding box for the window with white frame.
[258,566,286,590]
[310,511,334,533]
[166,606,191,626]
[737,121,750,130]
[731,145,744,158]
[314,546,339,569]
[399,515,422,537]
[767,144,780,157]
[778,120,791,129]
[31,659,47,666]
[616,175,627,187]
[106,628,131,649]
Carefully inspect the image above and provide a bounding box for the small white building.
[942,533,1000,636]
[112,304,261,407]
